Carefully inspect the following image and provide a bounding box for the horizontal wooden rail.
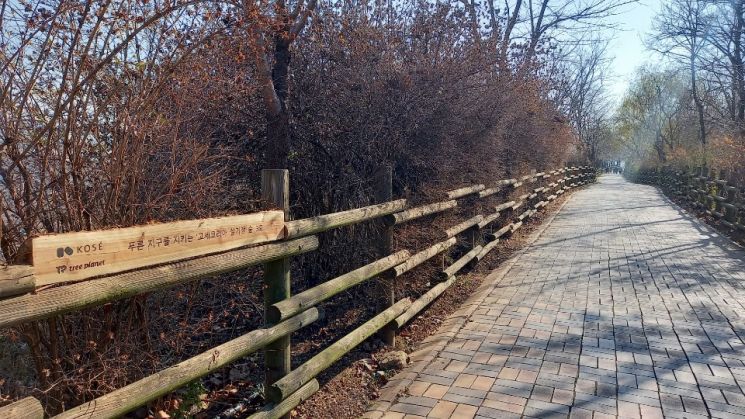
[475,239,500,261]
[495,201,516,212]
[54,308,321,419]
[384,200,456,226]
[446,184,485,200]
[478,179,517,198]
[390,238,457,277]
[249,380,320,419]
[285,200,406,239]
[0,397,43,419]
[0,236,319,328]
[485,224,512,242]
[478,211,501,229]
[266,298,411,402]
[0,265,34,299]
[439,246,482,280]
[268,250,410,322]
[393,275,458,328]
[444,215,483,238]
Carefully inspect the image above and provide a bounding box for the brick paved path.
[365,175,745,419]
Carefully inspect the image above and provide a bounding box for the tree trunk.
[266,37,292,169]
[733,0,745,136]
[655,130,667,162]
[690,56,707,146]
[266,111,291,169]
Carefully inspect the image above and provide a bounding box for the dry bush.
[0,0,577,416]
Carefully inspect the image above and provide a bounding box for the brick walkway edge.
[362,174,745,419]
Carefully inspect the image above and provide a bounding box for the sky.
[604,0,664,104]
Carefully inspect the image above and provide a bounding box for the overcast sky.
[604,0,663,104]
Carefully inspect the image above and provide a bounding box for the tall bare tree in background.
[650,0,709,147]
[562,41,614,162]
[705,0,745,135]
[617,0,745,174]
[522,0,633,61]
[616,69,691,163]
[456,0,636,70]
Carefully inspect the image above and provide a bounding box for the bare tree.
[496,0,636,67]
[704,0,745,135]
[243,0,318,169]
[650,0,710,146]
[616,69,690,163]
[563,41,613,162]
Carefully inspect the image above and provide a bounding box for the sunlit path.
[365,174,745,419]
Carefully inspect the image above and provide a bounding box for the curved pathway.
[364,174,745,419]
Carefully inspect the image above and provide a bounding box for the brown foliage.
[0,0,578,415]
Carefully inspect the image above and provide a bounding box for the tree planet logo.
[56,247,74,258]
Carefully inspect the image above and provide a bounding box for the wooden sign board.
[32,211,285,285]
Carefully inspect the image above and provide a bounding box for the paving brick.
[498,367,519,380]
[408,381,431,397]
[525,399,570,417]
[446,360,469,373]
[481,398,524,415]
[423,384,450,399]
[454,374,477,388]
[470,376,495,391]
[427,400,457,419]
[618,400,641,418]
[365,176,745,419]
[569,407,594,419]
[398,396,438,408]
[517,369,538,383]
[532,384,554,402]
[552,389,575,406]
[442,390,484,407]
[475,405,521,419]
[639,404,664,419]
[390,403,431,416]
[451,403,478,418]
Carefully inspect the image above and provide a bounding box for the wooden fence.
[0,166,596,419]
[635,166,745,243]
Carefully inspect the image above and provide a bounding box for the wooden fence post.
[692,166,704,211]
[724,172,739,224]
[373,165,396,346]
[262,169,292,411]
[706,167,717,215]
[716,170,727,216]
[694,166,703,209]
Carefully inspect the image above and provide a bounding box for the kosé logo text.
[56,242,104,258]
